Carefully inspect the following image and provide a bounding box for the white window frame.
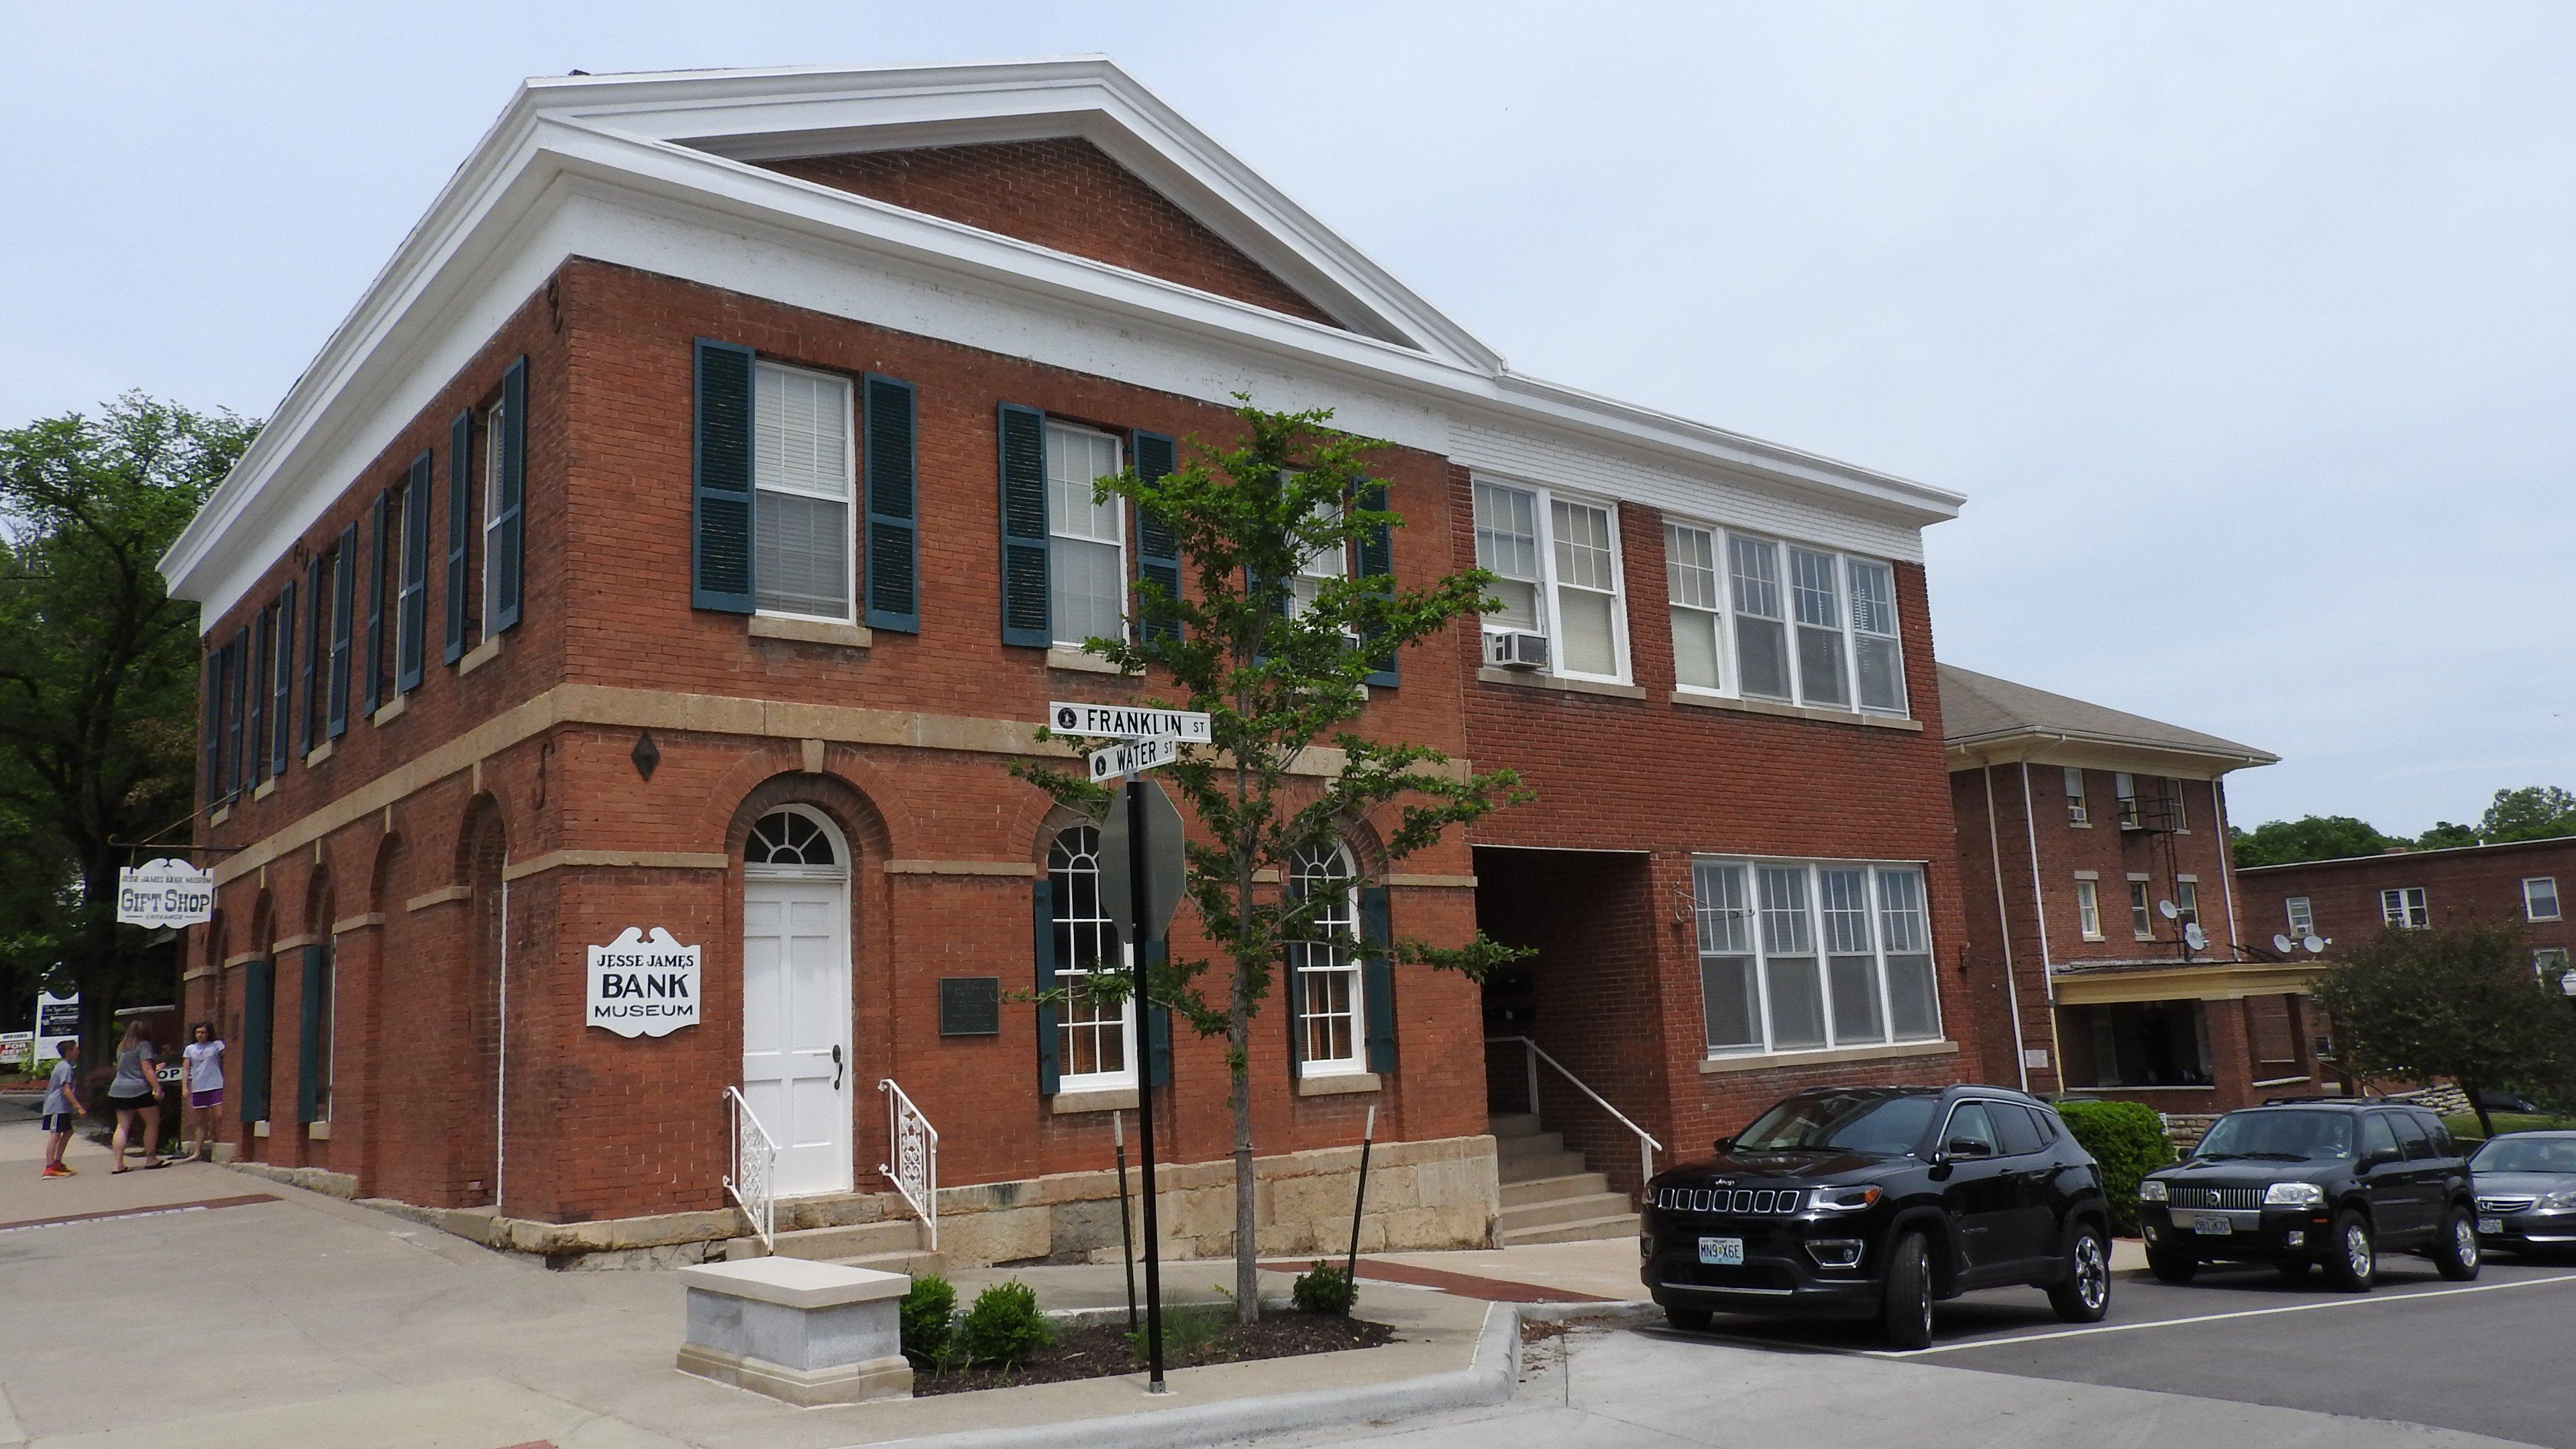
[481,392,508,642]
[2129,878,2155,939]
[1662,521,1730,698]
[1288,842,1366,1076]
[2537,947,2571,977]
[2064,766,2089,826]
[1697,525,1909,716]
[2074,879,2103,941]
[2175,877,2200,930]
[2114,773,2142,828]
[2165,777,2190,831]
[2381,886,2429,929]
[1044,422,1127,650]
[2524,876,2562,922]
[1049,825,1138,1091]
[1692,856,1942,1059]
[2286,896,2314,936]
[1473,476,1629,684]
[749,360,857,623]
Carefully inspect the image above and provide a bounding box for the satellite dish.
[2158,899,2180,920]
[2184,923,2209,951]
[2273,933,2294,953]
[2303,934,2326,955]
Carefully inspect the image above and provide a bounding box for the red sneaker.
[42,1163,73,1178]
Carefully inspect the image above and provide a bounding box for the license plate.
[2192,1214,2233,1236]
[2479,1217,2504,1236]
[1699,1236,1745,1266]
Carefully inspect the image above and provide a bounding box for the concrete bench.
[674,1256,912,1406]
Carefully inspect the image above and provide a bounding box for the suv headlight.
[2264,1182,2326,1207]
[2137,1179,2167,1203]
[1809,1185,1882,1214]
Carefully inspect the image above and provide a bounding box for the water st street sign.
[1048,702,1212,743]
[1087,736,1181,784]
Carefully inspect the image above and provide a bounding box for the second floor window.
[2064,767,2089,824]
[2526,877,2562,922]
[2176,879,2200,930]
[1046,423,1125,649]
[1665,523,1725,693]
[2286,896,2314,936]
[1472,479,1626,681]
[751,362,856,621]
[2381,886,2429,929]
[2115,773,2142,827]
[1721,534,1907,714]
[2075,878,2102,940]
[2129,879,2154,938]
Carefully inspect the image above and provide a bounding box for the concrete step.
[1495,1129,1569,1165]
[768,1218,924,1261]
[1501,1171,1613,1209]
[833,1247,946,1280]
[1499,1211,1642,1247]
[1499,1190,1638,1234]
[1498,1154,1591,1187]
[1488,1113,1544,1140]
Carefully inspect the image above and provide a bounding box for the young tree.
[2311,922,2576,1136]
[1016,401,1524,1322]
[0,394,258,1057]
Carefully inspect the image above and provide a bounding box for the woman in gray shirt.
[106,1022,166,1172]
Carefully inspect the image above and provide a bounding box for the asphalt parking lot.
[1674,1252,2576,1447]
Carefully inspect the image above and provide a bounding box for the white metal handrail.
[722,1085,778,1250]
[879,1077,939,1250]
[1487,1035,1664,1191]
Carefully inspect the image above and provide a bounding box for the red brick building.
[2240,836,2576,1002]
[1939,665,2334,1112]
[162,60,1983,1267]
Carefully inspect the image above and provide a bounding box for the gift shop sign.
[586,927,701,1038]
[117,858,215,928]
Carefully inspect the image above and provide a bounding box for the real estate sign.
[586,927,701,1038]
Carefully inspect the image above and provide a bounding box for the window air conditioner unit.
[1483,629,1549,671]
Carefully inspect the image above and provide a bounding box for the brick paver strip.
[0,1192,280,1234]
[1263,1257,1611,1304]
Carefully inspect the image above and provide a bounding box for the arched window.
[1049,826,1134,1087]
[1289,842,1363,1073]
[747,807,845,873]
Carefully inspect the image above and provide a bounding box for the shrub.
[2055,1099,2174,1236]
[898,1274,956,1369]
[956,1279,1053,1370]
[1291,1260,1356,1317]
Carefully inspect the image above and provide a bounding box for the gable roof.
[161,57,1968,621]
[1939,663,2277,771]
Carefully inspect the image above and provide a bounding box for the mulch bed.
[912,1310,1395,1397]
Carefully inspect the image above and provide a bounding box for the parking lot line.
[1865,1269,2576,1358]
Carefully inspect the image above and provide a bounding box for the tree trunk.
[1231,839,1261,1325]
[2463,1081,2495,1139]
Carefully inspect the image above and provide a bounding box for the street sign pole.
[1125,762,1169,1394]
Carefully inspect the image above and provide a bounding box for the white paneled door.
[741,879,852,1198]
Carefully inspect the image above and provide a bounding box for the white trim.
[2523,876,2561,922]
[749,360,860,625]
[1690,855,1941,1058]
[1472,475,1631,685]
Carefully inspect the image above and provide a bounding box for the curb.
[866,1299,1518,1449]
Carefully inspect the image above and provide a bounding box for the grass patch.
[2445,1111,2576,1143]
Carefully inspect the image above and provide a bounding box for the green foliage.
[955,1280,1053,1370]
[2055,1100,2174,1235]
[2314,923,2576,1137]
[1010,400,1529,1320]
[2479,786,2576,845]
[1124,1301,1228,1362]
[898,1273,956,1368]
[0,394,258,1050]
[1291,1260,1356,1317]
[2414,821,2479,850]
[2229,815,2398,868]
[2444,1111,2576,1144]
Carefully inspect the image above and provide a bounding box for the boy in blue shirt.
[41,1038,85,1178]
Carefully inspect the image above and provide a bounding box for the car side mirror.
[1946,1138,1995,1159]
[1712,1135,1734,1152]
[2361,1147,2400,1170]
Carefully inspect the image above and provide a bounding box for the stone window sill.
[1699,1039,1957,1075]
[458,635,502,677]
[750,614,873,650]
[1046,647,1128,676]
[307,1120,332,1140]
[253,778,277,801]
[371,694,409,727]
[1295,1071,1381,1097]
[1668,692,1923,733]
[209,805,231,827]
[252,1120,271,1138]
[2250,1075,2314,1088]
[1477,667,1645,700]
[1050,1086,1138,1115]
[304,741,334,767]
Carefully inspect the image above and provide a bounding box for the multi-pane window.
[1472,480,1626,681]
[1046,424,1126,649]
[1714,533,1905,714]
[2286,896,2314,936]
[1664,523,1725,693]
[2537,947,2571,977]
[1727,534,1790,699]
[1786,546,1848,708]
[751,362,855,620]
[1846,558,1904,712]
[2524,877,2562,922]
[2166,778,2190,830]
[1694,858,1939,1057]
[2381,887,2429,929]
[2114,773,2141,827]
[1048,826,1134,1087]
[1289,843,1364,1073]
[2063,767,2089,825]
[2175,879,2200,930]
[481,392,510,639]
[2129,879,2154,938]
[2075,879,2102,941]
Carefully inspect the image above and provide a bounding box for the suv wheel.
[1880,1230,1935,1349]
[1663,1304,1712,1332]
[2146,1244,2198,1284]
[2323,1209,2376,1292]
[2047,1224,2112,1323]
[2431,1206,2481,1281]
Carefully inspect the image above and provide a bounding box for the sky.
[3,3,2567,837]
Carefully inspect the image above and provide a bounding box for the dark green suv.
[2138,1099,2479,1291]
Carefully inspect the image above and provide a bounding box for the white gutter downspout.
[1980,763,2031,1093]
[2017,747,2070,1093]
[2216,777,2246,959]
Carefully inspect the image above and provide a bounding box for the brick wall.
[2241,837,2575,965]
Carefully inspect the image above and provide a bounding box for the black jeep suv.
[1642,1085,2113,1348]
[2137,1099,2479,1291]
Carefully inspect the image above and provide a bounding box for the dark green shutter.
[1361,885,1396,1073]
[272,581,294,773]
[444,411,471,661]
[327,525,355,739]
[997,403,1050,647]
[226,629,248,796]
[301,554,324,752]
[861,373,920,632]
[1131,430,1181,643]
[1356,481,1398,688]
[397,453,431,691]
[364,490,387,716]
[1033,877,1061,1095]
[692,339,756,612]
[241,957,274,1124]
[297,943,328,1123]
[245,621,266,786]
[490,357,526,632]
[201,645,221,804]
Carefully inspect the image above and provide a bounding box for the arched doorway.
[741,806,853,1197]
